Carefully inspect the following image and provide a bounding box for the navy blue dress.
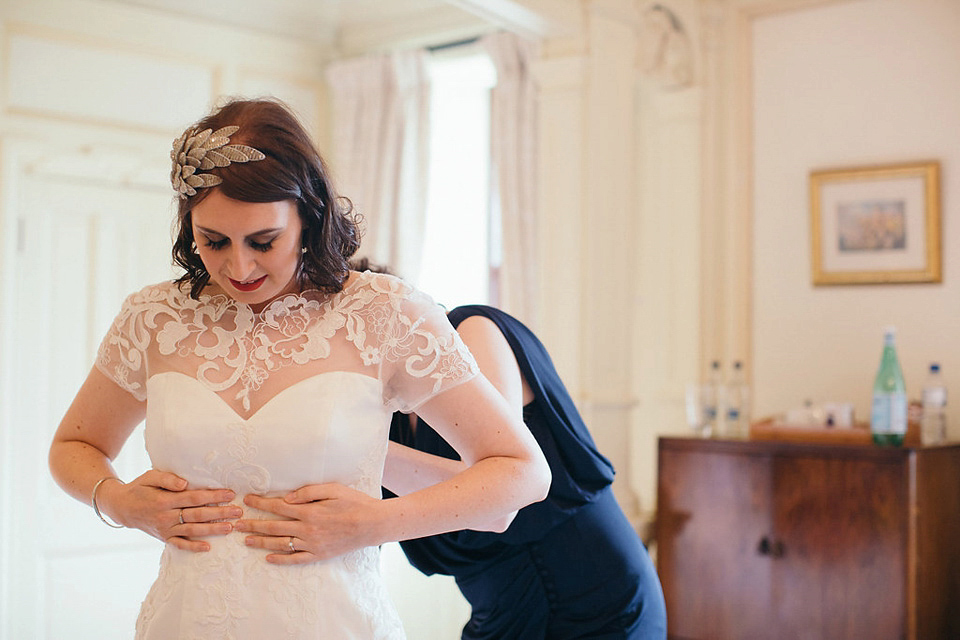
[386,305,667,639]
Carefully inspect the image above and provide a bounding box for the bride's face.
[191,188,303,310]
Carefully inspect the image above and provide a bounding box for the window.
[416,47,497,309]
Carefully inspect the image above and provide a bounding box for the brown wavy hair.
[172,98,361,297]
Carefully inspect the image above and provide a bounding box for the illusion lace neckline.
[193,273,359,317]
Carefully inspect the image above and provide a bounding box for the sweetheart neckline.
[148,370,380,422]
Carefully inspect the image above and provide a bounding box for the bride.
[48,97,550,639]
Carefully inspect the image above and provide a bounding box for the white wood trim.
[335,6,492,56]
[698,0,858,383]
[444,0,584,39]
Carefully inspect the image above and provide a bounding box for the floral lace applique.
[201,420,271,494]
[96,272,478,414]
[343,547,406,640]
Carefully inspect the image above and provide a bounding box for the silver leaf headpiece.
[170,125,266,199]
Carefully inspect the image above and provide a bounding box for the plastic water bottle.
[921,363,947,445]
[870,327,907,446]
[703,360,722,437]
[725,361,749,438]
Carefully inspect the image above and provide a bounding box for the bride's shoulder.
[343,271,448,327]
[114,280,196,316]
[347,269,410,291]
[343,269,423,304]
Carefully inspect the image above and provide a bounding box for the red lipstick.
[230,276,267,292]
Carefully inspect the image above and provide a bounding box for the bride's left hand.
[235,483,383,565]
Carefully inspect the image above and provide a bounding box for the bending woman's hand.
[97,470,240,552]
[236,483,382,565]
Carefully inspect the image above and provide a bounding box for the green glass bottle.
[870,327,907,446]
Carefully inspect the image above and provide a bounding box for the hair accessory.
[171,125,266,198]
[91,477,126,529]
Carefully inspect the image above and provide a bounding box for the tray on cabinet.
[749,417,921,446]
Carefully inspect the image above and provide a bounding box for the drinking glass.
[685,383,712,438]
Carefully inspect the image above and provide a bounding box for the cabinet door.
[772,454,906,639]
[657,447,773,639]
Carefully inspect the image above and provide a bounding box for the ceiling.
[101,0,490,54]
[100,0,579,55]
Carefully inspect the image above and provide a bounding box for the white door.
[2,171,175,639]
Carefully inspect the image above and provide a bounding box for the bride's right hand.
[97,470,241,552]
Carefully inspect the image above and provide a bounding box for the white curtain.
[483,32,539,324]
[325,50,430,281]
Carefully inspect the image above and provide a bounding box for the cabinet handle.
[757,536,771,555]
[757,536,786,558]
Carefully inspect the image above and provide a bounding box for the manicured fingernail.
[245,536,255,546]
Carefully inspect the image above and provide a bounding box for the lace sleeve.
[377,285,479,413]
[94,286,156,401]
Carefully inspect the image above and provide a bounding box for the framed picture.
[810,161,940,285]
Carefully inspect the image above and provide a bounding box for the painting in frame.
[810,161,940,285]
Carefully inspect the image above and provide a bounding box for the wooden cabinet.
[656,437,960,640]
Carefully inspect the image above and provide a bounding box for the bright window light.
[416,48,496,310]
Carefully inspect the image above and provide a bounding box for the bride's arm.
[49,367,147,507]
[49,366,240,550]
[377,373,549,540]
[382,315,534,531]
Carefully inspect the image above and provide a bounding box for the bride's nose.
[226,246,258,280]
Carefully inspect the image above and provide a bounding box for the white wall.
[752,0,960,429]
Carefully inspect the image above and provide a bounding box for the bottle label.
[922,387,947,408]
[871,392,907,434]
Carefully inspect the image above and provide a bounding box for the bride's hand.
[97,470,240,551]
[237,483,383,565]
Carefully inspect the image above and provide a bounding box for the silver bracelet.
[91,477,125,529]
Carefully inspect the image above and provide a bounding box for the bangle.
[91,477,125,529]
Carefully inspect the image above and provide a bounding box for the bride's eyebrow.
[195,226,284,239]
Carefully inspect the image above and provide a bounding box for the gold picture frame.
[810,161,940,285]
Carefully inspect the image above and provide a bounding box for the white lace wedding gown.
[95,271,478,640]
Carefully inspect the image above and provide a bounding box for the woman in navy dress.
[383,304,667,639]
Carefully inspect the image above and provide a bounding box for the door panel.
[658,446,774,639]
[773,455,907,640]
[5,174,174,638]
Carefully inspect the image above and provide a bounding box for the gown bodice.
[95,272,478,639]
